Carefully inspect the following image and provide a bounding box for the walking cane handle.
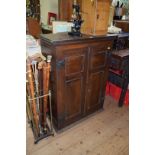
[47,55,52,63]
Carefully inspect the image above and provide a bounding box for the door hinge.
[56,59,65,69]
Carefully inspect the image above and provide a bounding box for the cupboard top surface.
[40,32,118,45]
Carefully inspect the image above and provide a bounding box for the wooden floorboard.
[26,96,129,155]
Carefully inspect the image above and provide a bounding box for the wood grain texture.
[114,20,129,33]
[27,96,129,155]
[58,0,73,21]
[40,33,116,130]
[26,17,41,39]
[80,0,111,36]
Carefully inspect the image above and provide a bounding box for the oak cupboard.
[40,32,117,129]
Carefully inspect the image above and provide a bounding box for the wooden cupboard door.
[80,0,96,35]
[95,0,110,34]
[85,44,110,114]
[64,53,86,122]
[56,47,87,127]
[58,0,73,21]
[80,0,110,35]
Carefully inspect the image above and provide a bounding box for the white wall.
[40,0,58,24]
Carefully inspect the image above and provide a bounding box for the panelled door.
[56,47,87,127]
[85,41,112,114]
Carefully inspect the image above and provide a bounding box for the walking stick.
[32,61,43,134]
[43,55,52,132]
[26,81,31,123]
[27,63,40,135]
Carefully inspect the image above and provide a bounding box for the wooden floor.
[26,96,129,155]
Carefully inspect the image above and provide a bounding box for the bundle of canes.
[42,55,52,132]
[26,63,40,136]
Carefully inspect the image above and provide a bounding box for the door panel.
[65,55,85,76]
[89,42,112,70]
[65,78,83,120]
[90,51,107,70]
[86,71,104,111]
[96,0,110,30]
